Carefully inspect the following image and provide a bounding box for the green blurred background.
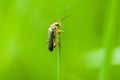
[0,0,120,80]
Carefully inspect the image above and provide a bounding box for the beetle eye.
[55,23,59,26]
[54,22,59,26]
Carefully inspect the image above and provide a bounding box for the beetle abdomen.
[48,27,54,51]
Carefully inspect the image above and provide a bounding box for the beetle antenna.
[60,15,71,22]
[59,5,71,21]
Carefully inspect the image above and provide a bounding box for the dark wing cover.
[48,28,54,51]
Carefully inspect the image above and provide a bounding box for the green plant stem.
[58,34,61,80]
[99,0,118,80]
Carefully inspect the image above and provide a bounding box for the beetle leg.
[56,30,63,35]
[53,38,57,48]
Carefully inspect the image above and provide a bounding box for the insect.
[48,20,62,51]
[48,6,70,51]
